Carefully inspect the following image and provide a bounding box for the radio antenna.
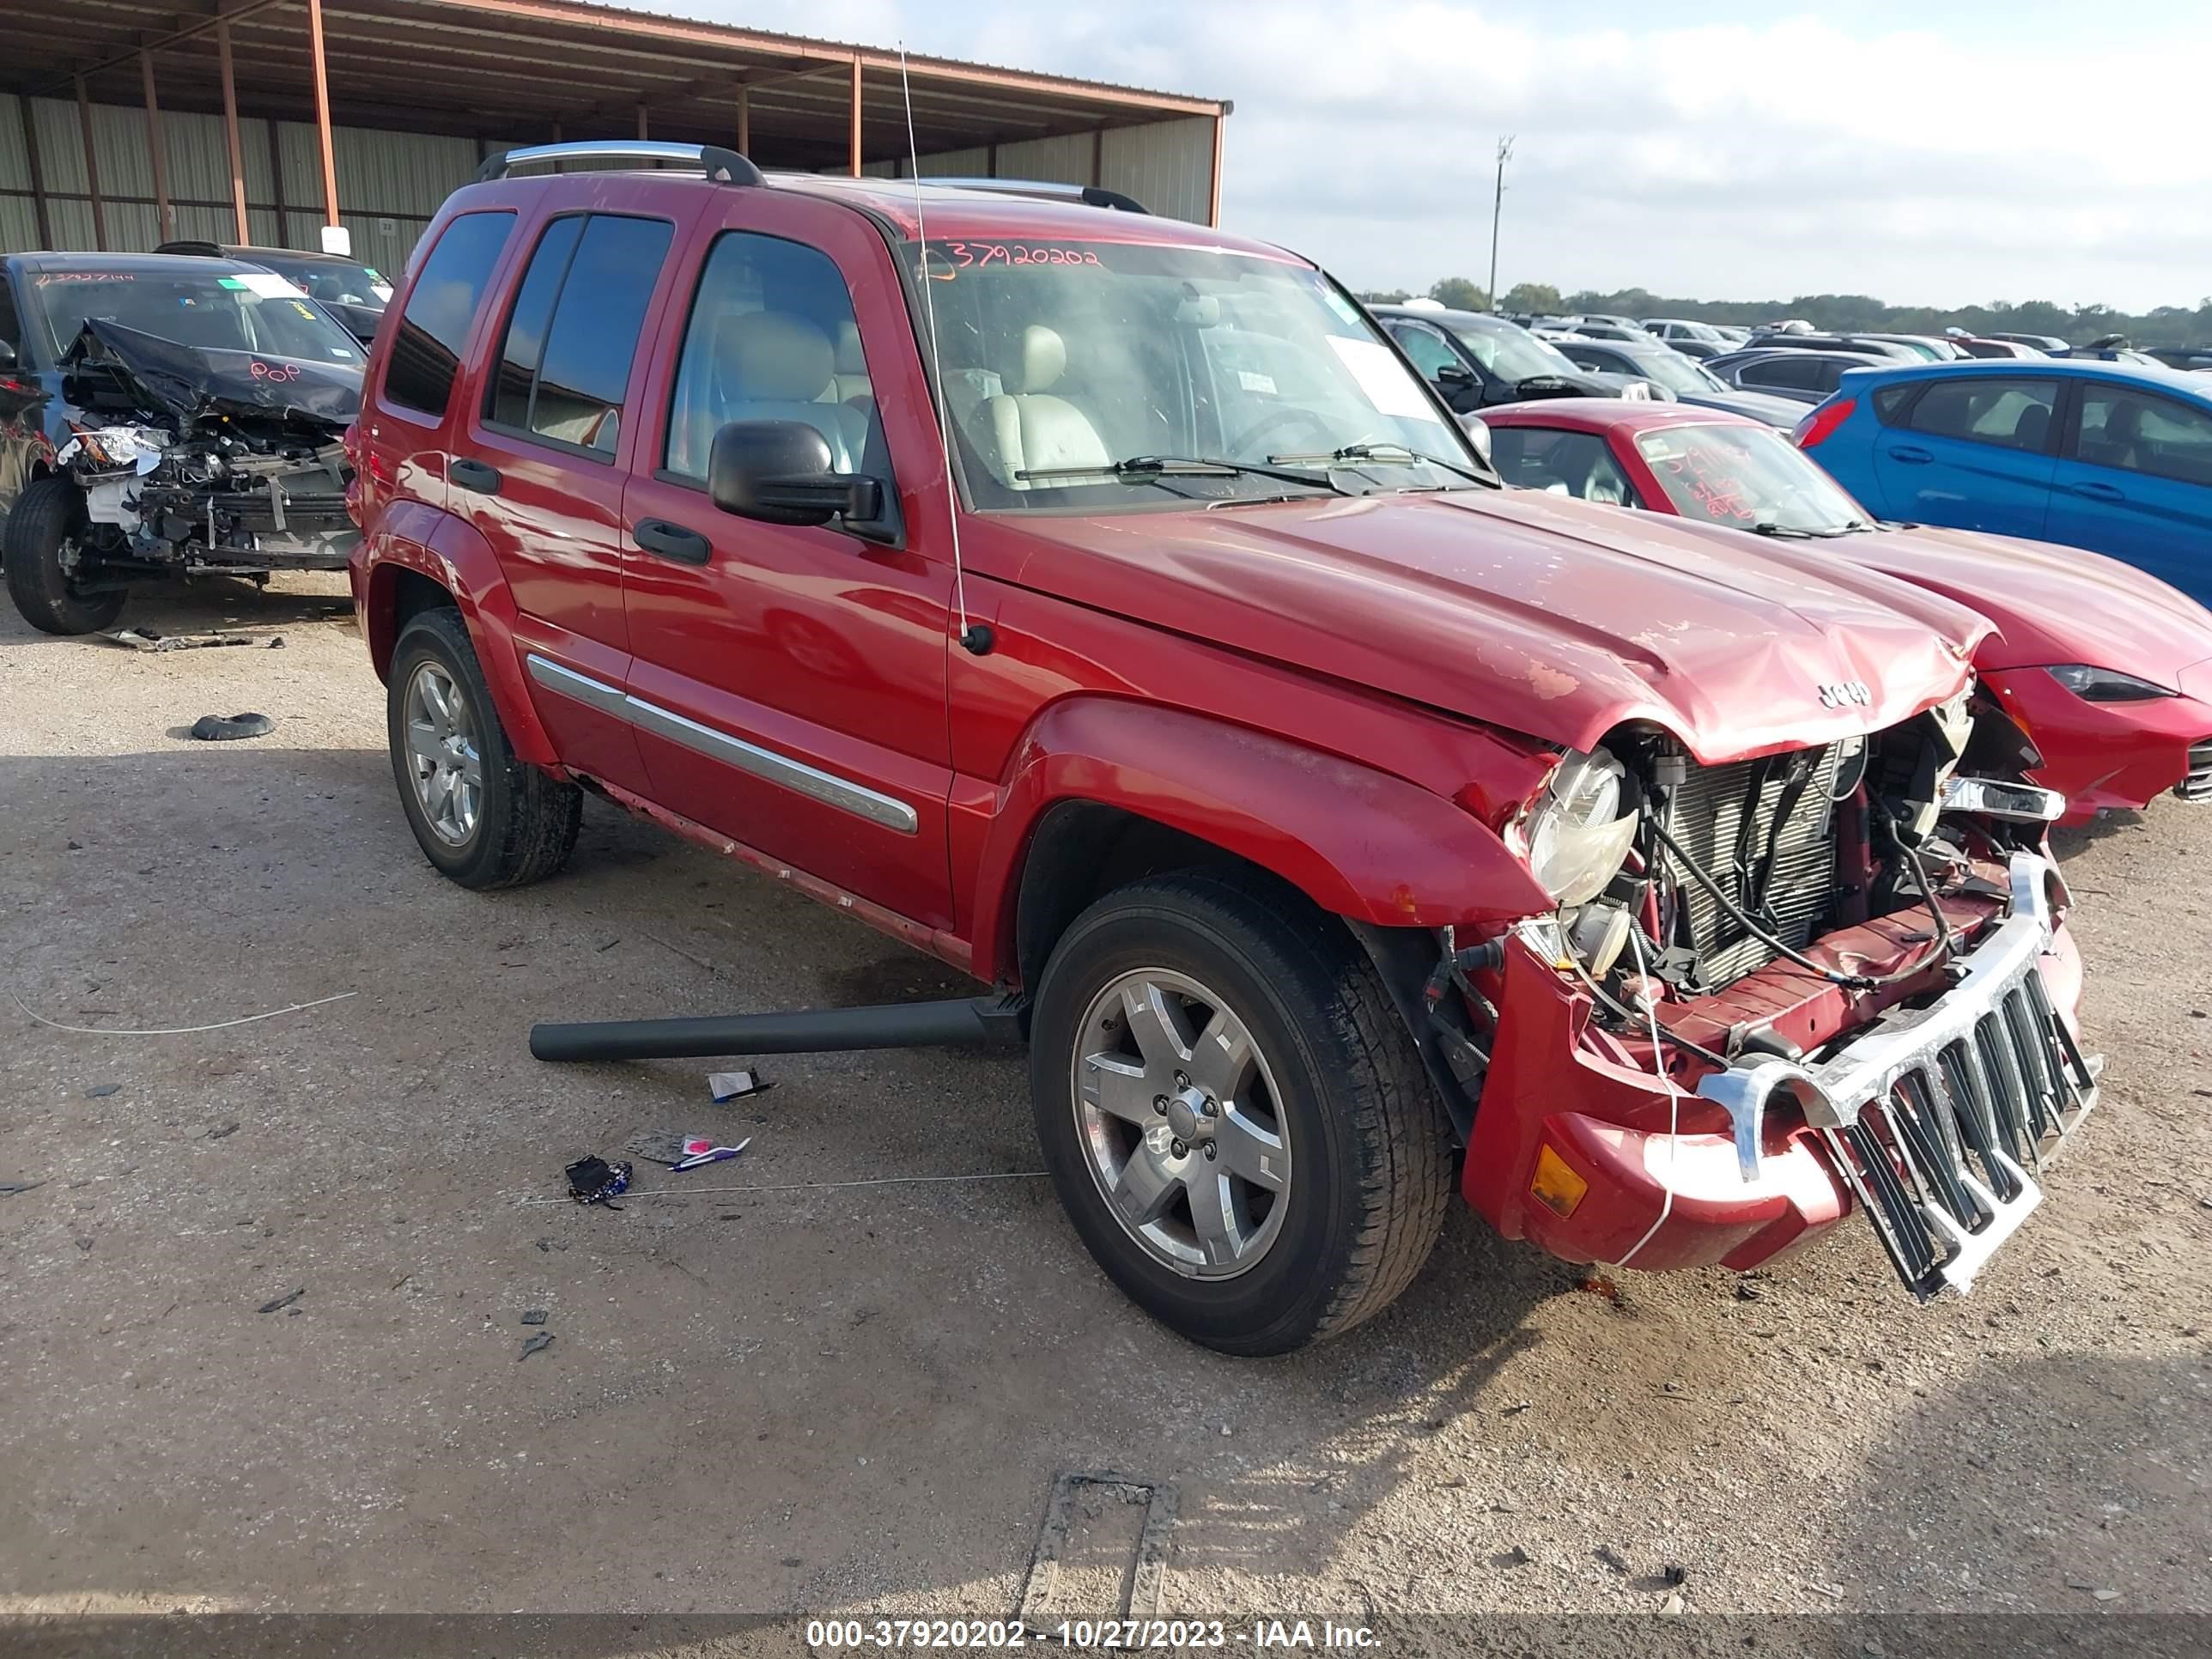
[899,45,991,656]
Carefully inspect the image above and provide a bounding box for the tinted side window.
[2075,386,2212,486]
[385,211,514,417]
[1905,377,2057,453]
[1491,427,1635,503]
[488,216,583,430]
[485,213,672,458]
[0,276,20,353]
[664,230,892,488]
[1742,356,1815,390]
[1873,384,1915,423]
[1385,322,1460,381]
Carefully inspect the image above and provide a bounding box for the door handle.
[450,457,501,494]
[633,518,711,565]
[2065,480,2125,502]
[1886,445,1933,464]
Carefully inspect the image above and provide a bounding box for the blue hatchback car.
[1795,359,2212,605]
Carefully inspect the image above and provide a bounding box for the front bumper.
[1694,854,2096,1297]
[1982,664,2212,819]
[1463,854,2094,1298]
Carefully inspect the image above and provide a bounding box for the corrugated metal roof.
[581,1,1224,108]
[1,0,1225,167]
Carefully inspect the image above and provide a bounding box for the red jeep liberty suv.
[349,143,2098,1354]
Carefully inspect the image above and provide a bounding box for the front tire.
[4,477,126,635]
[1029,870,1454,1355]
[386,605,580,890]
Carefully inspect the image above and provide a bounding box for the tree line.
[1356,278,2212,349]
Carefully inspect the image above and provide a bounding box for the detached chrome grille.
[1696,854,2097,1301]
[1663,743,1844,988]
[2180,738,2212,802]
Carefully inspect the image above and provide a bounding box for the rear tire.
[1028,869,1454,1355]
[386,605,580,890]
[4,477,126,635]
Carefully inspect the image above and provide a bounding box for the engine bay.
[53,317,361,579]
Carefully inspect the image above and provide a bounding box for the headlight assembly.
[1523,746,1638,907]
[2045,664,2176,702]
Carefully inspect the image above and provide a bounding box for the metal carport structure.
[0,0,1230,270]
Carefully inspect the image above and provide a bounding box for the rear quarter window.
[383,210,515,419]
[1873,384,1917,423]
[1903,377,2059,453]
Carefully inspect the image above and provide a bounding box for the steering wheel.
[1225,405,1340,459]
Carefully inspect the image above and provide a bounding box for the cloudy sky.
[630,0,2212,313]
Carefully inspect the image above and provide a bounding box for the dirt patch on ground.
[1,576,2206,1635]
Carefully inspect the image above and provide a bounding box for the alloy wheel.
[1071,968,1293,1278]
[403,660,484,846]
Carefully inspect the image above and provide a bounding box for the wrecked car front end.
[54,319,359,582]
[1455,690,2095,1301]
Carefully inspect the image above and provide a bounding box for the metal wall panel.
[994,131,1091,185]
[913,145,994,179]
[154,106,246,204]
[88,101,159,201]
[31,98,91,196]
[46,198,99,252]
[1103,117,1213,224]
[0,196,36,253]
[0,96,28,191]
[1,104,1219,255]
[859,145,991,179]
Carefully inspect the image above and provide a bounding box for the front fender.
[356,503,556,768]
[966,696,1551,985]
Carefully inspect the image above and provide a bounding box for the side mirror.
[708,420,882,528]
[0,339,16,371]
[1456,412,1492,464]
[1434,362,1474,385]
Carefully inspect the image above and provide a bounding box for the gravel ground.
[0,575,2206,1647]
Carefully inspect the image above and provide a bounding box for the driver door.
[618,193,957,931]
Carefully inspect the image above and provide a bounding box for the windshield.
[1445,319,1577,383]
[28,268,366,365]
[1627,348,1724,396]
[1637,422,1869,532]
[249,252,392,309]
[909,239,1481,511]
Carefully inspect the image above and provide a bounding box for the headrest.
[716,312,834,402]
[833,319,867,374]
[1012,325,1066,394]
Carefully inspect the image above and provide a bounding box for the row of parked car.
[0,151,2200,1357]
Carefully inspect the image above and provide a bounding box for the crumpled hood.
[976,488,1989,764]
[64,318,361,430]
[1826,524,2212,691]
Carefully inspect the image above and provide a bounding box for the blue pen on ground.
[672,1136,752,1172]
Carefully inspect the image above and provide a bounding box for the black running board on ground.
[529,994,1027,1063]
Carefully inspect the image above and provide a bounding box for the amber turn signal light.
[1530,1144,1589,1219]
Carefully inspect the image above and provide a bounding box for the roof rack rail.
[477,141,764,186]
[921,177,1149,215]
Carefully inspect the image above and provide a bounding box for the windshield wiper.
[1265,441,1491,486]
[1016,455,1350,494]
[1751,521,1853,540]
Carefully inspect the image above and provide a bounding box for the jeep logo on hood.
[1817,680,1874,708]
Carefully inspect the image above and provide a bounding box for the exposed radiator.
[1663,742,1845,988]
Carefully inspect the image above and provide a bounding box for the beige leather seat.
[677,311,864,476]
[831,319,873,409]
[976,325,1110,488]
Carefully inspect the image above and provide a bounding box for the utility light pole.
[1487,135,1514,311]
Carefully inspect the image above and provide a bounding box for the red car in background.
[1480,400,2212,821]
